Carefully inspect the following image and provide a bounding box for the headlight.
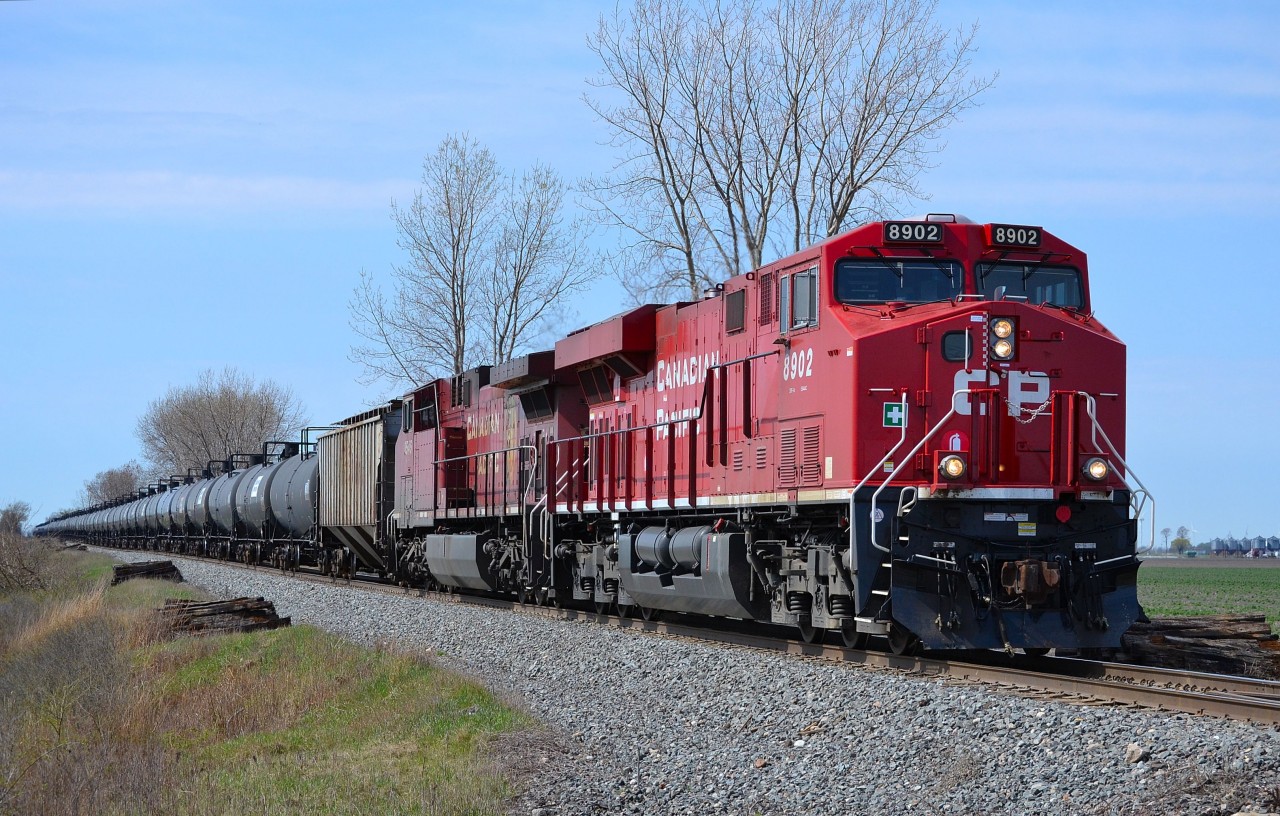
[1082,457,1109,481]
[939,454,967,480]
[990,317,1017,360]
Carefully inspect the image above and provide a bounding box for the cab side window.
[781,268,818,333]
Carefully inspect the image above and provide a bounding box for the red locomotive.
[387,213,1148,653]
[40,214,1150,655]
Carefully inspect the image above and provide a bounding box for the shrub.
[0,531,52,591]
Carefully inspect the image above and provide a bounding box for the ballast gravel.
[112,551,1280,816]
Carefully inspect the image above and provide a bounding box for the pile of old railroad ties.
[111,559,184,585]
[111,559,291,636]
[1122,615,1280,679]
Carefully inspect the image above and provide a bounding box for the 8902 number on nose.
[883,222,943,243]
[987,224,1042,248]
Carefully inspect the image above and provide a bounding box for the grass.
[0,547,534,815]
[1138,557,1280,633]
[144,626,525,814]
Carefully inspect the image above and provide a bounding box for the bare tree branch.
[351,135,594,392]
[585,0,994,297]
[81,462,145,506]
[134,367,306,476]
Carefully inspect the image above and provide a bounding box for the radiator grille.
[759,272,775,326]
[801,425,822,485]
[778,427,798,486]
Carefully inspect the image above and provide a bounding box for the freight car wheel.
[888,624,919,656]
[1023,647,1051,658]
[616,603,634,618]
[839,621,869,649]
[594,602,610,615]
[639,605,662,622]
[796,620,824,644]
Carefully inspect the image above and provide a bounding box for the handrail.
[1077,391,1157,553]
[545,349,780,511]
[868,387,981,551]
[858,387,1154,558]
[432,442,539,547]
[848,389,911,559]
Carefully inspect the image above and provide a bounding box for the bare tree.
[481,164,595,364]
[82,462,145,506]
[0,501,30,537]
[0,501,46,590]
[584,0,715,302]
[351,135,593,390]
[351,134,499,385]
[134,367,306,476]
[586,0,994,299]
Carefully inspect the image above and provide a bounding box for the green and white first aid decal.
[883,402,904,428]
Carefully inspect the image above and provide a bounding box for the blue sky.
[1,1,1276,544]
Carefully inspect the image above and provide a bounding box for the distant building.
[1207,534,1280,557]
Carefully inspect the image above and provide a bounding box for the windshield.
[977,263,1083,308]
[834,259,963,304]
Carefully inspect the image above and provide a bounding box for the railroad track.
[100,546,1280,726]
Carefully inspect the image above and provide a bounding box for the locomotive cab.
[823,217,1147,653]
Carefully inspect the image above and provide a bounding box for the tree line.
[74,367,305,510]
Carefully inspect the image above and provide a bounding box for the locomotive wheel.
[888,624,919,656]
[839,621,869,650]
[796,619,823,644]
[639,605,662,622]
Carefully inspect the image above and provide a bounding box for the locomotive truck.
[38,214,1152,655]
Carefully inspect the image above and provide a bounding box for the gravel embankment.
[110,551,1280,816]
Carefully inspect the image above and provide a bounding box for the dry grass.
[0,553,532,816]
[4,585,106,653]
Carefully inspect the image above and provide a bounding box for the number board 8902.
[987,224,1042,248]
[883,222,944,244]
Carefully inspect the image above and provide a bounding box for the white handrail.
[848,386,1154,573]
[869,387,981,551]
[1076,391,1157,554]
[848,390,910,561]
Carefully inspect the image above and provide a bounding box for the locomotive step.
[854,617,891,634]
